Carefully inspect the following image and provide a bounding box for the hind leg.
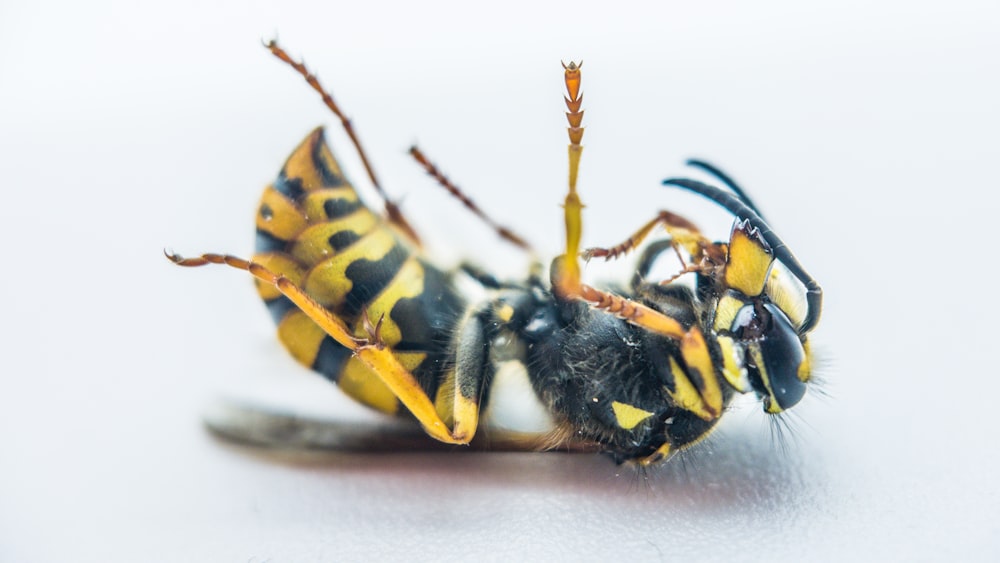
[166,251,475,445]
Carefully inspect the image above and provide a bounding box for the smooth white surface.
[1,1,998,561]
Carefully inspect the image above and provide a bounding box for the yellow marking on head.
[290,208,380,265]
[301,188,360,222]
[301,228,396,307]
[716,335,749,393]
[765,263,808,329]
[251,253,305,301]
[282,128,347,192]
[680,328,723,419]
[798,338,812,382]
[725,225,774,297]
[276,310,327,366]
[713,293,745,332]
[495,303,515,323]
[611,401,654,430]
[257,186,308,240]
[353,258,425,346]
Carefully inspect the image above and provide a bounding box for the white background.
[1,0,998,561]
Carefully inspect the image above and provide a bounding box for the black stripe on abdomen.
[341,244,410,317]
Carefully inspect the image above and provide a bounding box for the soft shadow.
[204,400,824,512]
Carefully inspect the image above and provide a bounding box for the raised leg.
[264,39,422,246]
[549,62,687,341]
[165,250,473,444]
[547,63,724,422]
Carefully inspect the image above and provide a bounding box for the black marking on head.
[341,245,410,317]
[259,203,274,221]
[312,336,353,382]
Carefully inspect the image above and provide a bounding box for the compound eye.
[732,302,807,412]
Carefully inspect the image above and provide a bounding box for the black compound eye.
[732,302,807,412]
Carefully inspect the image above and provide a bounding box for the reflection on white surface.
[1,0,999,560]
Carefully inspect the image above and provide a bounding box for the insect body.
[169,43,822,465]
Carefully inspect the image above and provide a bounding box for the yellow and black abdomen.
[251,128,466,414]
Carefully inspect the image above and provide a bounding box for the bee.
[168,42,822,465]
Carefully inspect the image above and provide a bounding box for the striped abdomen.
[252,128,466,414]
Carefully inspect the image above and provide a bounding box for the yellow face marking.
[251,252,305,301]
[290,208,379,266]
[765,263,808,329]
[257,186,308,240]
[301,228,396,307]
[282,128,347,192]
[611,401,654,430]
[680,328,723,419]
[352,258,425,346]
[725,225,774,297]
[716,335,749,393]
[713,293,745,332]
[276,310,327,367]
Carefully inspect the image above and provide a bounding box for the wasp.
[168,41,822,465]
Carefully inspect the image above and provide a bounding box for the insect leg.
[409,146,536,254]
[550,62,687,340]
[631,239,675,290]
[437,312,493,442]
[582,210,704,261]
[545,64,725,420]
[264,39,422,246]
[166,250,470,444]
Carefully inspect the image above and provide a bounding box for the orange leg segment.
[550,63,690,342]
[165,250,469,444]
